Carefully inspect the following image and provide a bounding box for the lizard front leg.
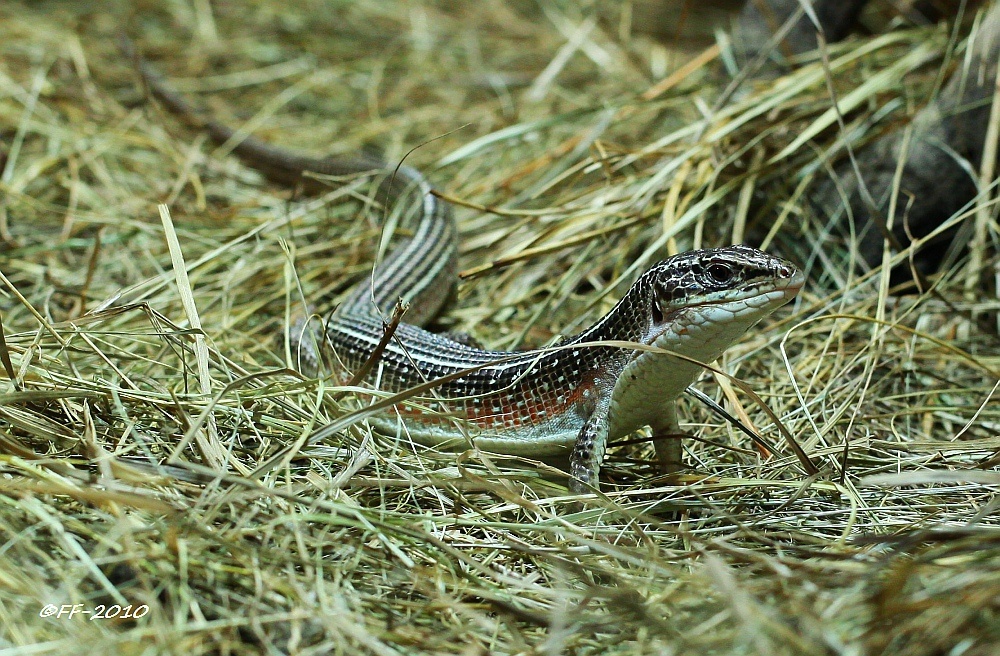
[569,402,611,494]
[651,404,685,474]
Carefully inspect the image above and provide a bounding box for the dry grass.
[1,1,998,654]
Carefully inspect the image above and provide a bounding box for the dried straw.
[0,1,997,654]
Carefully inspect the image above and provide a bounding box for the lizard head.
[647,245,803,327]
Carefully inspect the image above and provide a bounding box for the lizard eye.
[705,263,733,285]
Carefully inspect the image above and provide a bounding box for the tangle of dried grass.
[0,1,997,654]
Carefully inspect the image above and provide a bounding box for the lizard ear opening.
[650,295,664,324]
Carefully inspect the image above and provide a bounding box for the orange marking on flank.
[382,378,595,432]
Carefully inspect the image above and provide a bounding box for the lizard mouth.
[649,273,803,345]
[680,270,804,313]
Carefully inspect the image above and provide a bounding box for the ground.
[0,1,998,654]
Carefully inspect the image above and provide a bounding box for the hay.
[0,1,997,654]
